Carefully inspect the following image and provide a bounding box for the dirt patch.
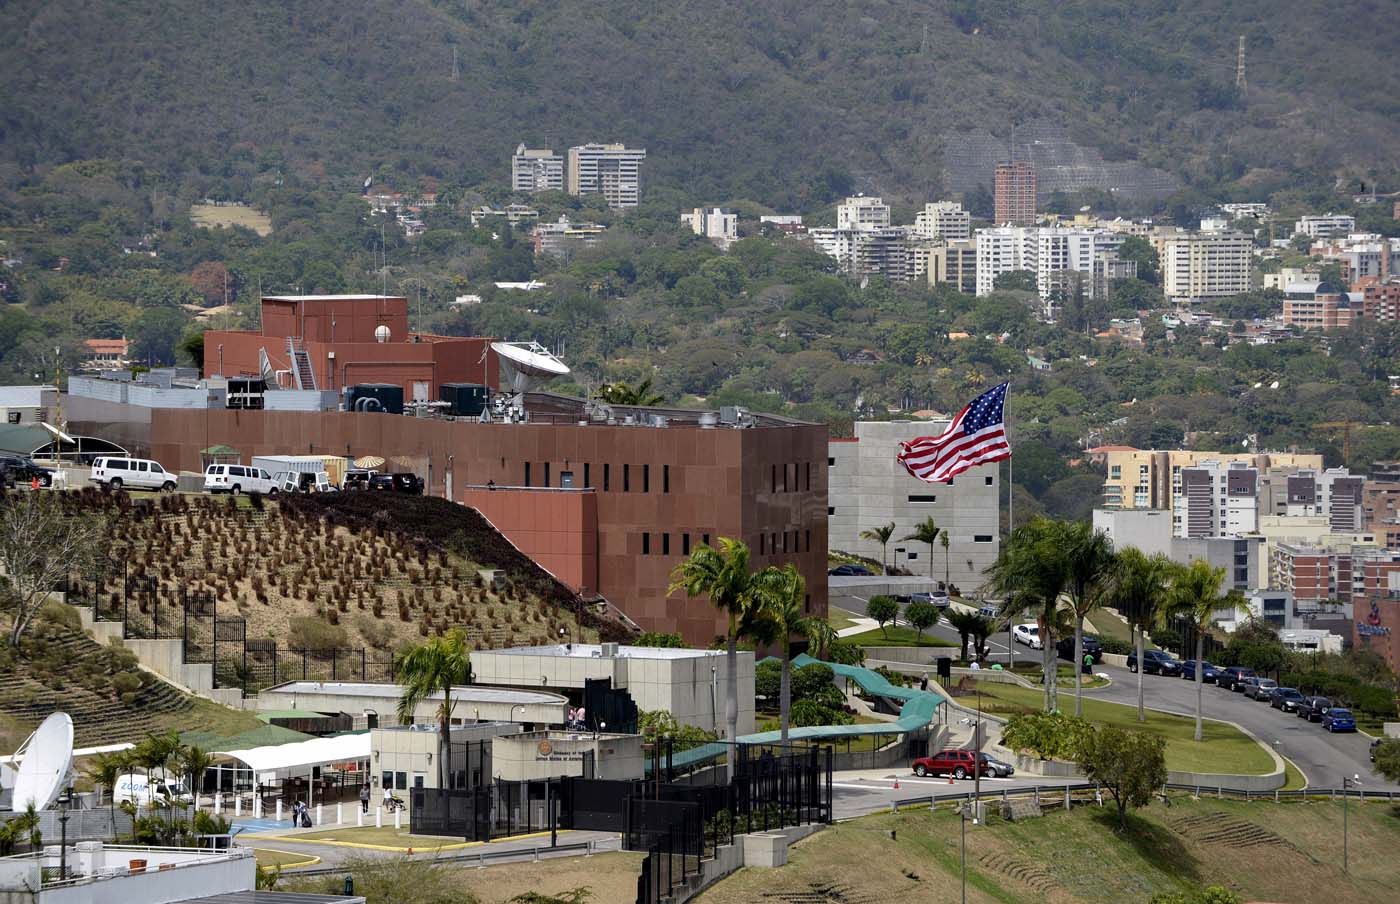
[452,851,644,904]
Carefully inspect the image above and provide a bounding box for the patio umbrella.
[353,455,386,469]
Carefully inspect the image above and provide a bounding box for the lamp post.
[559,626,571,652]
[57,785,73,882]
[1343,773,1361,873]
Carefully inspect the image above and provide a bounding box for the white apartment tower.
[836,196,891,231]
[1294,214,1356,240]
[567,143,647,208]
[913,202,971,241]
[1174,461,1260,538]
[1161,231,1253,303]
[974,226,1132,302]
[511,144,565,193]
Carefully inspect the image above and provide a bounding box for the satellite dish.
[11,712,73,811]
[1269,380,1279,389]
[375,325,391,343]
[257,348,278,386]
[491,341,570,409]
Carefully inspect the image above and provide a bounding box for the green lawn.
[826,609,861,632]
[285,826,470,849]
[846,626,955,647]
[971,680,1276,775]
[1085,609,1135,645]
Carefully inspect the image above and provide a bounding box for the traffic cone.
[30,477,38,490]
[407,847,414,857]
[893,779,900,790]
[947,775,954,785]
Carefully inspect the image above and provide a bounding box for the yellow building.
[926,239,977,293]
[1100,449,1325,512]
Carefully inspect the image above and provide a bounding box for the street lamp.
[1343,773,1361,873]
[559,626,571,652]
[56,785,73,882]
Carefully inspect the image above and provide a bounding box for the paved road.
[829,770,1078,820]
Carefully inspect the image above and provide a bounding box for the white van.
[204,464,279,496]
[274,470,333,493]
[112,773,193,808]
[89,457,178,492]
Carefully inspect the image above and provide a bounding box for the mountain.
[2,0,1398,207]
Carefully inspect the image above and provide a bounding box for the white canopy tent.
[212,732,372,805]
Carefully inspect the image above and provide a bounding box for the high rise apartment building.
[510,145,565,193]
[1100,449,1324,513]
[680,207,739,250]
[1361,284,1400,321]
[913,202,971,241]
[926,239,978,293]
[1174,461,1260,538]
[566,143,647,208]
[1363,462,1400,551]
[1160,231,1253,303]
[993,162,1037,225]
[974,226,1133,302]
[836,196,891,231]
[1294,214,1356,239]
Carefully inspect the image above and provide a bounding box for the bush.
[1001,711,1096,761]
[755,660,782,701]
[1089,634,1133,655]
[287,616,348,651]
[826,639,866,666]
[790,700,853,727]
[635,631,685,648]
[111,671,142,696]
[791,662,836,701]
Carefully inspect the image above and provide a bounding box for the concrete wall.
[491,731,644,781]
[0,847,255,904]
[828,422,1000,588]
[464,487,599,595]
[74,605,245,708]
[256,684,567,728]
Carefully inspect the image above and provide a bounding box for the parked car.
[1321,707,1357,733]
[89,456,177,492]
[1246,678,1279,701]
[1269,687,1306,712]
[1216,667,1257,692]
[343,468,377,489]
[1056,635,1103,663]
[390,473,424,494]
[1236,676,1263,696]
[1127,649,1180,676]
[911,749,988,780]
[1297,696,1333,722]
[829,564,874,577]
[1179,660,1221,683]
[1013,623,1043,649]
[203,463,278,495]
[0,455,55,487]
[112,773,193,808]
[978,753,1015,777]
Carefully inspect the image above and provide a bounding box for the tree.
[865,595,899,638]
[189,261,229,306]
[176,745,214,809]
[669,538,768,782]
[1104,547,1173,722]
[1060,522,1117,716]
[993,270,1037,292]
[395,627,471,792]
[1373,738,1400,783]
[1076,726,1167,832]
[904,599,939,645]
[130,306,192,366]
[634,631,685,648]
[89,749,131,839]
[0,493,107,645]
[940,532,950,586]
[902,517,940,579]
[748,562,808,745]
[986,517,1071,712]
[596,377,665,407]
[803,617,838,661]
[859,522,895,573]
[1165,560,1234,742]
[945,609,980,661]
[179,331,205,375]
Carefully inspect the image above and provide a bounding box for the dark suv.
[1217,666,1257,692]
[1297,696,1333,722]
[0,455,54,487]
[1057,635,1103,663]
[1127,649,1180,676]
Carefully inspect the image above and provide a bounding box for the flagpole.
[1006,383,1013,535]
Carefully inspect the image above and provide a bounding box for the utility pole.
[1235,35,1247,93]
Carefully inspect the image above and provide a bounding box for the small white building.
[1279,628,1344,654]
[371,722,516,796]
[255,681,568,730]
[681,207,739,250]
[0,386,59,426]
[471,643,755,737]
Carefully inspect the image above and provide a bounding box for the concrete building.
[0,845,279,904]
[1161,230,1253,303]
[1363,462,1400,551]
[1093,509,1263,591]
[1312,234,1398,284]
[681,207,739,250]
[993,162,1036,225]
[566,143,646,208]
[256,681,569,730]
[67,394,828,647]
[926,239,978,294]
[511,144,565,193]
[532,215,607,259]
[827,420,1000,588]
[1283,283,1353,330]
[0,385,58,426]
[1294,214,1356,239]
[974,226,1132,301]
[372,722,517,793]
[1360,283,1400,321]
[1355,561,1400,671]
[759,215,805,234]
[1099,449,1324,512]
[471,642,755,736]
[1221,202,1270,220]
[836,196,891,231]
[913,202,971,241]
[1175,460,1259,538]
[492,730,644,781]
[201,295,496,402]
[811,226,917,282]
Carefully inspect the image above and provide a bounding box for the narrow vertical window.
[663,464,670,493]
[524,462,531,487]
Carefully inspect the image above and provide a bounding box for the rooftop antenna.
[452,45,459,81]
[1235,35,1247,93]
[919,23,929,54]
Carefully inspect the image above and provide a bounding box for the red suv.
[911,749,987,779]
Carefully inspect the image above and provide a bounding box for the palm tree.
[177,745,214,813]
[396,627,471,793]
[803,617,838,661]
[670,538,767,781]
[1104,547,1173,722]
[89,750,131,839]
[859,522,896,574]
[902,517,941,579]
[1059,521,1118,717]
[945,609,982,661]
[748,563,807,745]
[1165,560,1233,742]
[596,378,665,407]
[940,532,950,588]
[986,518,1071,713]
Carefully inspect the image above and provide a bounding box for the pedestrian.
[359,783,370,814]
[919,672,929,692]
[1082,652,1093,675]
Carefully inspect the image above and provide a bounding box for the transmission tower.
[920,23,929,54]
[1235,35,1246,93]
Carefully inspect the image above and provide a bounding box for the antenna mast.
[1235,35,1247,93]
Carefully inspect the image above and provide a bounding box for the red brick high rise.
[994,162,1037,225]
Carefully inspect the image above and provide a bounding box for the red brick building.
[993,162,1037,226]
[1354,557,1400,670]
[203,295,496,399]
[1361,284,1400,321]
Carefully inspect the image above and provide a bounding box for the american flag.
[897,383,1011,483]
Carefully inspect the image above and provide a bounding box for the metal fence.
[410,779,563,841]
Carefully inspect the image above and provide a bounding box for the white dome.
[374,325,391,343]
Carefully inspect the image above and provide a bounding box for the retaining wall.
[73,606,245,708]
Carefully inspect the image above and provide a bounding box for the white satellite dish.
[490,341,570,409]
[1269,380,1279,389]
[11,712,73,811]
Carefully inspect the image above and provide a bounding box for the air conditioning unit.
[600,642,620,657]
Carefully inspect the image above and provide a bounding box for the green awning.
[201,444,242,456]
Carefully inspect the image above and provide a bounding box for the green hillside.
[1,0,1397,205]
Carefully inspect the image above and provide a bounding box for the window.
[827,506,835,515]
[703,534,710,546]
[974,534,993,542]
[543,462,550,487]
[663,464,670,493]
[760,534,765,554]
[805,529,811,552]
[584,463,591,488]
[603,464,610,491]
[908,494,938,503]
[782,531,788,553]
[624,464,631,492]
[642,533,650,555]
[1110,465,1121,478]
[985,475,994,486]
[643,464,650,493]
[806,462,811,491]
[770,533,777,554]
[663,533,670,555]
[683,533,690,555]
[524,462,531,487]
[804,593,811,613]
[771,464,777,493]
[907,552,919,561]
[381,771,393,790]
[396,772,407,790]
[828,457,835,466]
[5,413,18,425]
[559,470,575,488]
